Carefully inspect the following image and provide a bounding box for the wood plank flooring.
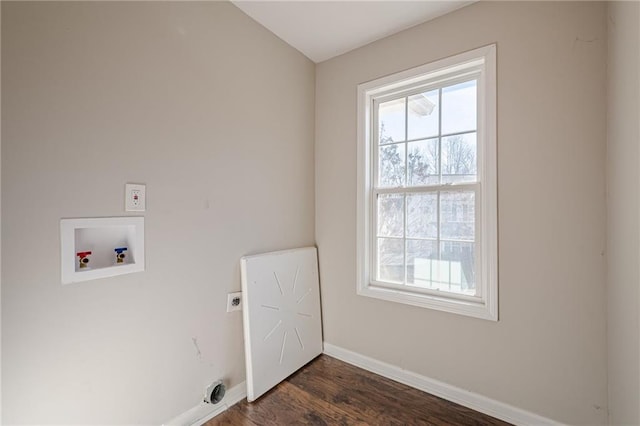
[206,355,511,425]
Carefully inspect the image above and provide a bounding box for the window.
[356,45,497,320]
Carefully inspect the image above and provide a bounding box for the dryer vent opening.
[204,380,226,404]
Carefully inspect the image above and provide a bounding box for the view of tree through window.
[375,79,478,296]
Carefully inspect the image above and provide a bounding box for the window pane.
[379,98,406,144]
[408,90,438,140]
[378,144,405,187]
[442,80,476,135]
[441,133,477,184]
[440,191,475,241]
[406,239,438,287]
[377,194,404,237]
[407,138,439,186]
[407,193,437,239]
[377,238,404,283]
[440,241,476,295]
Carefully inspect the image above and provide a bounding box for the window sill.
[358,282,498,321]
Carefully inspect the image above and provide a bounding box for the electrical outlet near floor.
[227,292,242,312]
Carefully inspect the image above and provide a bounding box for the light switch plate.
[125,183,146,212]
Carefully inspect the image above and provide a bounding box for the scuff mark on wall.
[192,337,202,359]
[573,36,599,50]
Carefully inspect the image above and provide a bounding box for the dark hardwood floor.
[206,355,511,425]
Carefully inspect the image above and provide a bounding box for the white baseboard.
[323,343,563,426]
[163,381,246,426]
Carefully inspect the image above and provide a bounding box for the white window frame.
[356,45,498,321]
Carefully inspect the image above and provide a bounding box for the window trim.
[356,44,498,321]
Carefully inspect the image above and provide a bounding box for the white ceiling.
[232,1,474,63]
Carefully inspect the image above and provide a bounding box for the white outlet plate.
[125,183,146,212]
[227,292,242,312]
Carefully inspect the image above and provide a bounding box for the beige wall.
[1,2,314,424]
[315,2,608,424]
[606,2,640,424]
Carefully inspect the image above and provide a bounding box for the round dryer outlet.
[204,380,226,404]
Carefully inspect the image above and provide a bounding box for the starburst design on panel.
[259,266,313,365]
